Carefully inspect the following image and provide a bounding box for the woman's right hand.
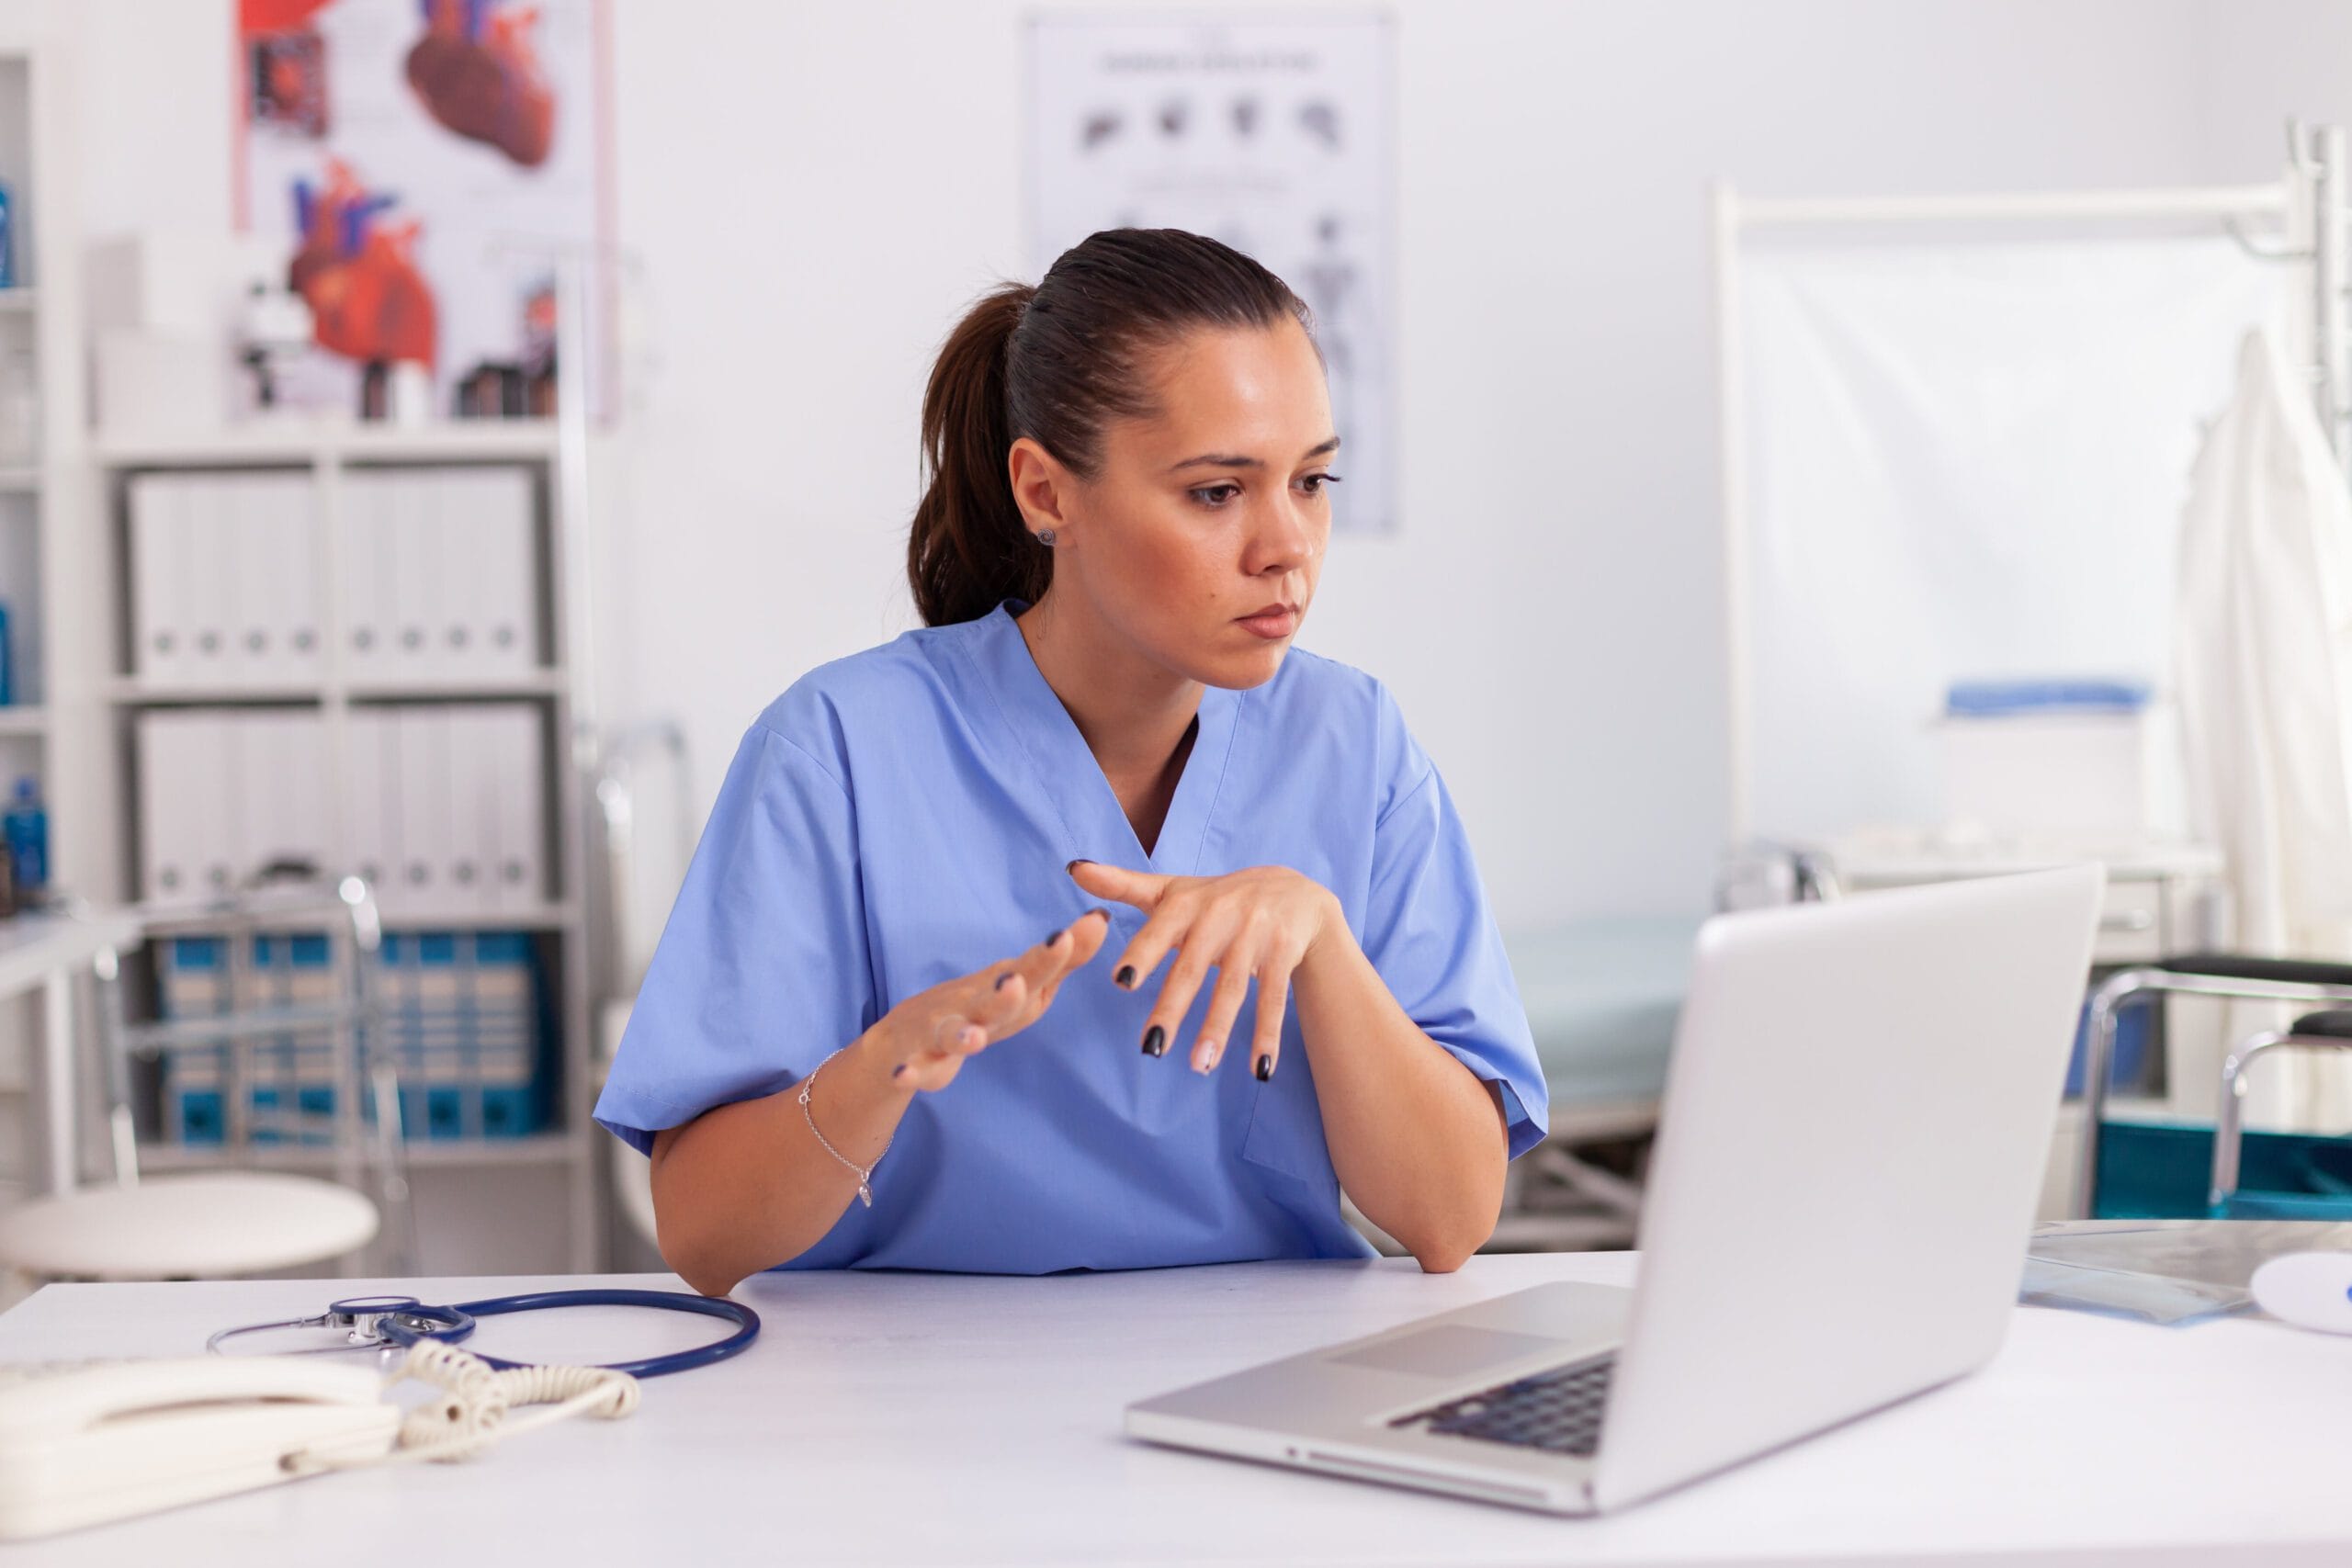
[867,908,1113,1091]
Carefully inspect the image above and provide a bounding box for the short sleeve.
[594,722,876,1156]
[1361,758,1550,1160]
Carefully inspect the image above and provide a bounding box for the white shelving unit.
[80,418,603,1272]
[91,418,560,468]
[0,29,87,1224]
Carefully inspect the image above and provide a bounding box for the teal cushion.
[1501,918,1701,1109]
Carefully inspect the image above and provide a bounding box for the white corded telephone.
[0,1345,638,1541]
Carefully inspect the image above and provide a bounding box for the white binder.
[426,470,471,677]
[271,474,324,683]
[487,468,539,675]
[389,471,439,682]
[232,708,331,881]
[136,710,198,899]
[441,705,495,912]
[283,708,332,876]
[339,472,396,684]
[342,707,401,897]
[139,711,239,899]
[393,705,452,911]
[487,705,547,910]
[128,475,188,682]
[223,478,275,684]
[445,468,538,678]
[198,716,242,897]
[230,708,281,882]
[221,474,319,686]
[181,481,232,685]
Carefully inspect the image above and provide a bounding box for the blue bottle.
[5,776,45,894]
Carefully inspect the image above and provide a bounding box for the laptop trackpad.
[1329,1326,1568,1379]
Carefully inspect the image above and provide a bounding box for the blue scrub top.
[595,602,1548,1273]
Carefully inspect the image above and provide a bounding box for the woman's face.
[1018,320,1337,691]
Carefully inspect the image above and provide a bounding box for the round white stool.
[0,1172,379,1280]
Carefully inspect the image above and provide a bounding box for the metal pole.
[38,965,74,1194]
[1736,184,2291,228]
[554,254,604,1270]
[556,255,599,748]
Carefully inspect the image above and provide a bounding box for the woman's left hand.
[1068,860,1342,1079]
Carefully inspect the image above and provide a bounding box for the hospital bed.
[1488,917,1700,1249]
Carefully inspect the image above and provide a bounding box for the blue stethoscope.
[207,1290,761,1378]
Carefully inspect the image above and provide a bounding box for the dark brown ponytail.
[906,229,1315,626]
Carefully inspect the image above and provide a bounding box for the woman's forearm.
[648,919,1114,1293]
[649,1027,915,1294]
[1291,924,1509,1272]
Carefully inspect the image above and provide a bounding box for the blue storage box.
[158,927,553,1145]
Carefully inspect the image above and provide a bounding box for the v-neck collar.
[955,601,1240,875]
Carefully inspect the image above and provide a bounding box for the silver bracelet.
[797,1047,887,1208]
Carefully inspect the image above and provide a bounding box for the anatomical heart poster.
[235,0,609,418]
[1029,12,1396,535]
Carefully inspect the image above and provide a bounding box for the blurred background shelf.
[136,1129,584,1174]
[92,419,560,468]
[84,406,600,1273]
[107,670,570,705]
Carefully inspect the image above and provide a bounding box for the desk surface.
[3,1251,2347,1566]
[0,907,138,998]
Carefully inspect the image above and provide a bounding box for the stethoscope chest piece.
[322,1294,477,1347]
[207,1294,477,1358]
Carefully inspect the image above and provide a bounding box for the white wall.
[49,0,2352,927]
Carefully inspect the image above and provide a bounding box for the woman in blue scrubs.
[596,229,1546,1294]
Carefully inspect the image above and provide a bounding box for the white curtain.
[2177,331,2352,1131]
[1741,238,2285,841]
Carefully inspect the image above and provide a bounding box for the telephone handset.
[0,1343,639,1541]
[0,1356,401,1540]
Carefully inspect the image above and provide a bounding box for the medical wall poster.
[234,0,611,418]
[1028,11,1396,535]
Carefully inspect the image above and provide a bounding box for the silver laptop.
[1127,865,2105,1515]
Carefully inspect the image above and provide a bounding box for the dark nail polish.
[1045,929,1063,946]
[1142,1024,1166,1057]
[1086,906,1111,921]
[1254,1054,1274,1081]
[1066,858,1095,874]
[892,1064,908,1080]
[1114,964,1136,988]
[994,972,1013,990]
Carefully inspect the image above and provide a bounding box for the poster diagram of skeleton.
[1028,12,1396,535]
[235,0,607,419]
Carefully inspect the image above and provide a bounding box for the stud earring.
[1035,528,1057,547]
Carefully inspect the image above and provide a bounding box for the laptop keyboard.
[1387,1354,1617,1458]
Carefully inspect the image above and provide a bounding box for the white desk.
[2,1251,2346,1565]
